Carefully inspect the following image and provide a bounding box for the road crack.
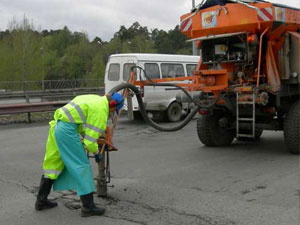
[101,196,236,225]
[2,178,235,225]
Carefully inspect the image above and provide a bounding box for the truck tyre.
[197,114,235,147]
[236,129,263,141]
[283,101,299,154]
[166,102,182,122]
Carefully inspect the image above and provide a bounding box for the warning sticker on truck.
[257,7,273,21]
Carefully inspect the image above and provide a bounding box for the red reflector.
[199,109,208,115]
[263,107,275,113]
[247,34,258,45]
[247,35,254,42]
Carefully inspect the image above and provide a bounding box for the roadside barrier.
[0,101,68,122]
[0,87,105,122]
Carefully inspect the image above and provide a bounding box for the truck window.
[145,63,160,79]
[161,63,184,78]
[108,63,120,81]
[186,64,197,76]
[123,63,136,81]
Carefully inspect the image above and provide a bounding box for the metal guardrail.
[0,101,68,115]
[0,79,103,91]
[0,87,105,102]
[0,80,106,123]
[0,101,68,122]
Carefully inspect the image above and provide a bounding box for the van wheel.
[284,101,299,154]
[166,102,182,122]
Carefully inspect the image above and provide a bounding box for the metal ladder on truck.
[236,92,255,139]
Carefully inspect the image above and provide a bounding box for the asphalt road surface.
[0,116,299,225]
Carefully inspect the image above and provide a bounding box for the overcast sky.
[0,0,299,41]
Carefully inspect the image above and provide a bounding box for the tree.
[168,25,191,54]
[151,26,192,54]
[0,35,14,82]
[101,37,123,64]
[92,36,106,46]
[3,16,44,85]
[0,19,193,89]
[61,34,95,80]
[46,26,74,57]
[115,22,150,41]
[86,52,105,86]
[130,34,155,53]
[152,29,173,53]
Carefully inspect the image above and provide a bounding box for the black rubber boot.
[80,193,105,217]
[35,175,58,211]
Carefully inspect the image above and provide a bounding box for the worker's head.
[109,92,124,114]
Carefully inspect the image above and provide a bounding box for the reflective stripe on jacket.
[43,120,63,179]
[54,94,108,153]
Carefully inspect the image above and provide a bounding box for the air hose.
[108,83,200,132]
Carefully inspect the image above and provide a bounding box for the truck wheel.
[284,101,299,154]
[166,102,182,122]
[236,129,263,141]
[197,114,235,147]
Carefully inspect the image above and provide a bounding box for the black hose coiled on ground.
[108,83,200,132]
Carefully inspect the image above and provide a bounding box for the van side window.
[123,63,136,81]
[108,63,120,81]
[161,64,184,78]
[186,64,197,76]
[145,63,160,79]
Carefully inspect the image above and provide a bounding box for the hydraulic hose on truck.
[108,83,200,132]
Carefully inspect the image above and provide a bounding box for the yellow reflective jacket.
[54,94,108,153]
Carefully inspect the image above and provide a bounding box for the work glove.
[94,152,103,163]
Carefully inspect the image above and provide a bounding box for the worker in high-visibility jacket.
[35,93,124,217]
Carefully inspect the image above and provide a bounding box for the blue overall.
[52,120,95,196]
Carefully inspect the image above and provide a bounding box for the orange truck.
[98,0,299,197]
[134,0,300,153]
[97,0,300,196]
[182,0,300,153]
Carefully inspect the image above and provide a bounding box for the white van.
[104,53,200,121]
